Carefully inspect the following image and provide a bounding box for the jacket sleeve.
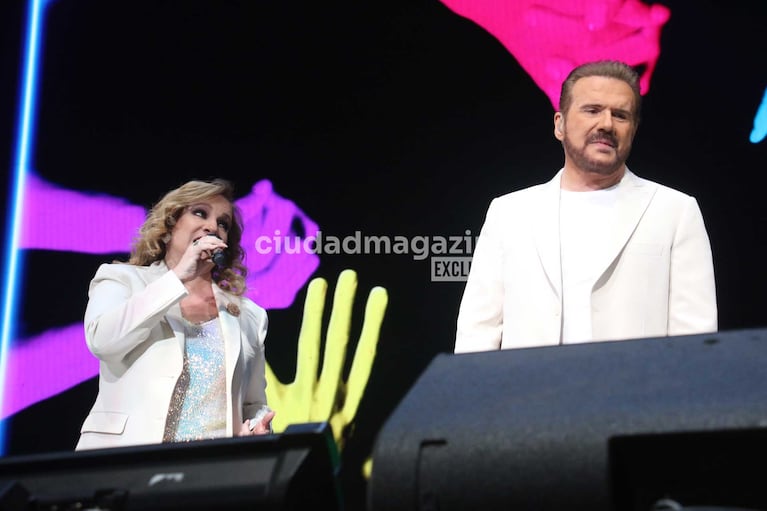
[84,263,188,362]
[240,299,270,420]
[668,197,718,335]
[454,199,505,353]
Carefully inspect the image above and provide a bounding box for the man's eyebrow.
[580,103,632,115]
[611,107,634,117]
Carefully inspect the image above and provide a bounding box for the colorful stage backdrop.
[1,0,765,508]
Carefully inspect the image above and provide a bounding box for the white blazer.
[455,168,717,353]
[76,261,269,450]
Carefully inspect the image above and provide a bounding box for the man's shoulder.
[494,172,558,200]
[628,170,696,202]
[488,178,553,211]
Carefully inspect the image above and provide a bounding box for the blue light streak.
[0,0,51,452]
[750,86,767,143]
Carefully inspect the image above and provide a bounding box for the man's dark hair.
[558,60,642,125]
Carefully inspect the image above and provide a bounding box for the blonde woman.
[76,178,274,450]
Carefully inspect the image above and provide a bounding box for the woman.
[76,178,275,450]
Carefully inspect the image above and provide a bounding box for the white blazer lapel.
[214,286,243,435]
[533,170,564,298]
[214,287,242,386]
[595,169,657,281]
[144,262,187,359]
[165,314,186,355]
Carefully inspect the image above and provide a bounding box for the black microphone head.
[212,249,227,267]
[206,233,226,267]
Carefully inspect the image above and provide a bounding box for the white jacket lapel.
[214,285,242,436]
[213,286,242,385]
[533,170,564,299]
[594,169,657,283]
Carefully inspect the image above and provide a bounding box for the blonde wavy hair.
[128,178,248,295]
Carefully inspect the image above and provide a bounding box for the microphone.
[212,249,226,268]
[206,233,227,268]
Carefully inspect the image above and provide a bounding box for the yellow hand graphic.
[265,269,388,452]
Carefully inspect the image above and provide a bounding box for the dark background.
[1,0,766,509]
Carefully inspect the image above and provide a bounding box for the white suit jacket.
[76,261,269,450]
[455,168,717,353]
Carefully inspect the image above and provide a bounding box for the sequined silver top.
[163,316,227,442]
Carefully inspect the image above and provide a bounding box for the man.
[454,60,717,353]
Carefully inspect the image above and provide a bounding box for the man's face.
[555,76,637,176]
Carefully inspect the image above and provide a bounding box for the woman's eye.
[218,221,231,232]
[192,208,207,218]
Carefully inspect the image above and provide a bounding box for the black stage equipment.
[0,421,342,511]
[368,328,767,511]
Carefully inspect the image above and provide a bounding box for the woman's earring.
[162,233,171,243]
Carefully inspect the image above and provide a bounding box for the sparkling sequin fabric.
[164,317,227,442]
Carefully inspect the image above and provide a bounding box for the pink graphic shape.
[238,179,320,309]
[3,174,319,418]
[440,0,671,109]
[2,325,96,419]
[20,172,319,308]
[21,173,147,253]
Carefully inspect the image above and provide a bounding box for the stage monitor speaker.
[0,421,341,511]
[368,328,767,511]
[609,426,767,511]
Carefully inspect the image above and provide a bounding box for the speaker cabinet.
[368,329,767,511]
[0,421,341,511]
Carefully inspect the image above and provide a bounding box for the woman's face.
[167,194,233,259]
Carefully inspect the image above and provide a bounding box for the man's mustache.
[588,133,617,146]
